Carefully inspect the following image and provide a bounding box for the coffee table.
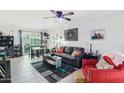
[43,54,62,69]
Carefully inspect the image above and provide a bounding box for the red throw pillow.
[117,64,123,70]
[60,48,64,53]
[117,61,124,70]
[56,48,64,53]
[103,56,115,66]
[56,48,60,53]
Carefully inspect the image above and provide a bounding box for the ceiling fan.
[43,10,74,21]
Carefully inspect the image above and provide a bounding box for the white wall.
[65,11,124,54]
[47,24,67,49]
[48,11,124,54]
[0,23,41,45]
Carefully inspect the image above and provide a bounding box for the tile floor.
[10,55,77,83]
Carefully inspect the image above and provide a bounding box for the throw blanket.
[105,52,124,66]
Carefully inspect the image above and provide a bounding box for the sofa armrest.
[75,54,84,60]
[82,59,98,67]
[75,54,85,68]
[88,68,124,82]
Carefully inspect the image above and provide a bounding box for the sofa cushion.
[71,50,81,57]
[54,53,65,57]
[54,53,75,60]
[64,47,74,54]
[63,54,75,60]
[73,47,84,54]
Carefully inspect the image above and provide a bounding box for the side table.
[74,70,86,83]
[84,53,100,60]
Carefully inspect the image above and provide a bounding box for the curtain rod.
[19,30,44,33]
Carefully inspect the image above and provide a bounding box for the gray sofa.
[54,46,85,68]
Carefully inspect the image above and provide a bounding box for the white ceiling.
[0,10,119,29]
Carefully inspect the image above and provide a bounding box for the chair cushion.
[96,56,114,69]
[104,52,124,67]
[84,65,96,74]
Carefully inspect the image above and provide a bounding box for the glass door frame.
[21,31,43,55]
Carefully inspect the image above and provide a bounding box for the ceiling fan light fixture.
[56,17,63,22]
[44,10,73,22]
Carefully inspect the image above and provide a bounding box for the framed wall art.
[91,28,105,40]
[64,28,78,41]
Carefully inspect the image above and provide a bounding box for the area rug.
[31,61,77,83]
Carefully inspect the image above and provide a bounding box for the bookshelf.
[0,36,14,48]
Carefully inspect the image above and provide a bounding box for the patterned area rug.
[31,61,77,83]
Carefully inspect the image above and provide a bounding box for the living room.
[0,10,124,83]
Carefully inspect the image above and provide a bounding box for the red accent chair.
[82,59,124,83]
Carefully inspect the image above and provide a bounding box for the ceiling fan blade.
[43,16,56,19]
[50,10,57,15]
[64,17,71,21]
[63,12,74,16]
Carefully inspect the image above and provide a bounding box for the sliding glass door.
[22,31,43,55]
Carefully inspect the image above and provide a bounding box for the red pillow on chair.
[103,56,115,66]
[117,64,123,70]
[117,61,124,70]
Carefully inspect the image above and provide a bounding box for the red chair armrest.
[88,68,124,82]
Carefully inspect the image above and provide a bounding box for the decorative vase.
[90,44,92,54]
